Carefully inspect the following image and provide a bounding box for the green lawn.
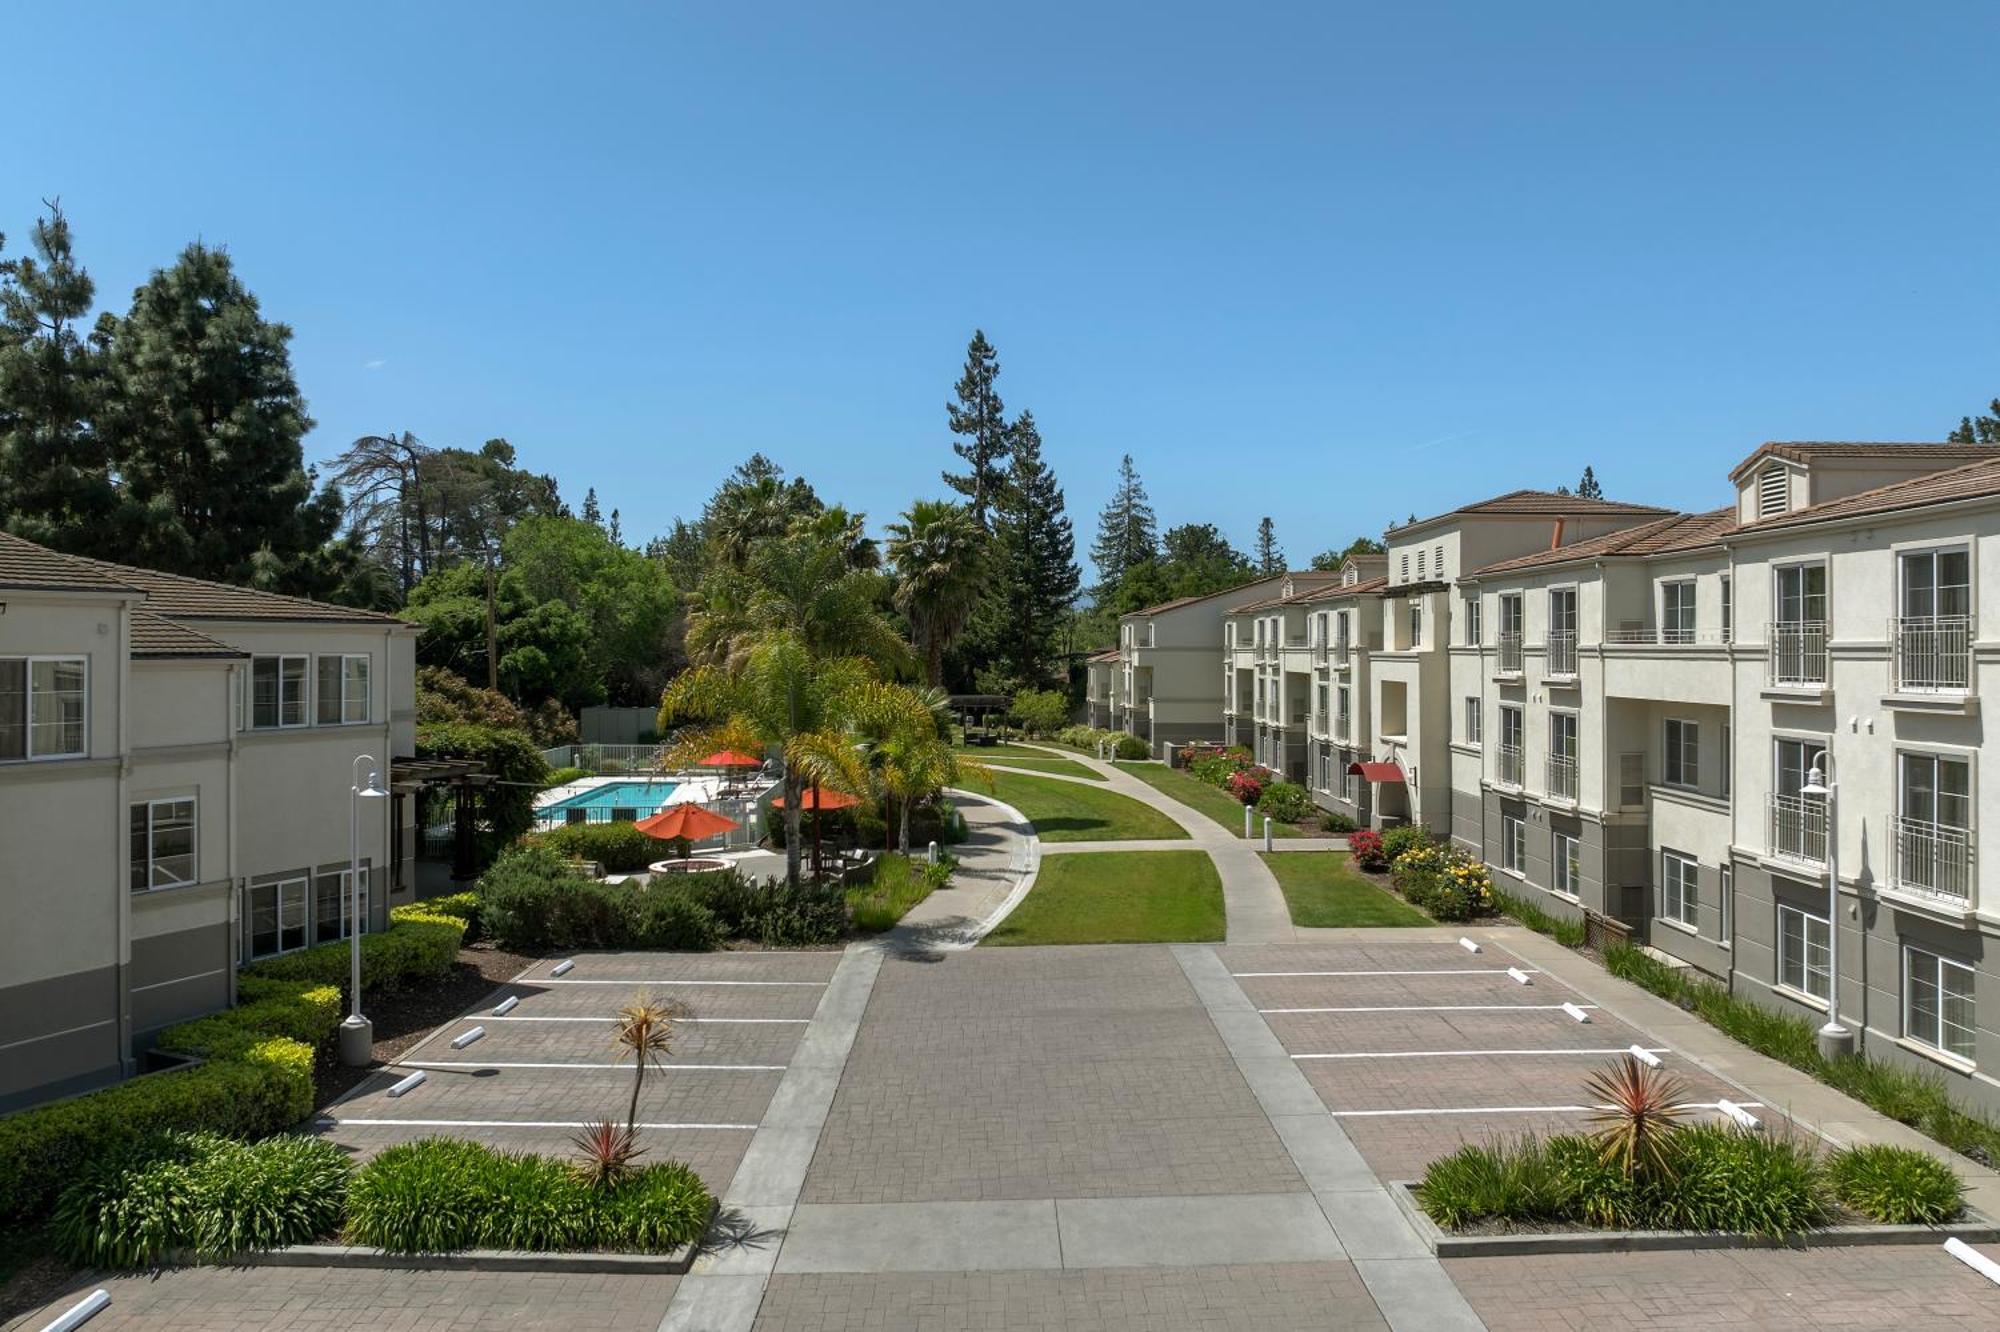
[1113,762,1308,838]
[1261,851,1432,927]
[847,853,939,932]
[989,770,1188,842]
[981,755,1106,781]
[983,850,1224,945]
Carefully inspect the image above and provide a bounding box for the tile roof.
[1085,647,1121,663]
[0,532,141,594]
[1391,489,1674,533]
[1127,572,1332,618]
[1737,457,2000,535]
[56,552,409,624]
[1296,576,1388,602]
[1469,508,1738,577]
[130,611,247,659]
[1726,441,2000,483]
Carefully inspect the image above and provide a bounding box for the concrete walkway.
[869,790,1039,954]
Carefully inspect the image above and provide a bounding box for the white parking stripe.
[536,978,825,987]
[1259,1004,1596,1015]
[464,1015,810,1024]
[1328,1100,1762,1118]
[1231,968,1543,978]
[1294,1047,1668,1061]
[322,1117,758,1130]
[400,1060,787,1072]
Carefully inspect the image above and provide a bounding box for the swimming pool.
[541,780,680,821]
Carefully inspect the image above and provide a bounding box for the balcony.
[1891,816,1974,906]
[1767,792,1828,863]
[1497,633,1524,676]
[1496,744,1524,787]
[1890,616,1973,694]
[1334,714,1352,743]
[1546,631,1578,679]
[1334,642,1354,671]
[1767,621,1828,688]
[1545,753,1578,802]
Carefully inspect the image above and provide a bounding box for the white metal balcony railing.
[1892,815,1974,904]
[1767,621,1828,687]
[1334,714,1352,742]
[1497,744,1524,787]
[1497,633,1524,674]
[1767,792,1828,863]
[1604,626,1725,645]
[1890,616,1973,694]
[1545,753,1578,801]
[1547,631,1578,678]
[1290,709,1309,726]
[1287,633,1308,647]
[1312,641,1329,665]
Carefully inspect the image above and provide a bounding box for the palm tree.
[879,735,991,853]
[885,500,985,687]
[615,995,679,1133]
[845,680,993,852]
[685,523,908,673]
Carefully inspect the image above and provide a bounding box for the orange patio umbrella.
[768,788,862,811]
[699,750,762,768]
[635,804,741,842]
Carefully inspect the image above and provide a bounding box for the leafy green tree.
[0,201,115,552]
[1950,399,2000,444]
[1309,534,1385,569]
[504,515,682,704]
[1159,522,1251,597]
[580,487,603,527]
[703,453,821,568]
[885,499,985,687]
[1254,517,1281,573]
[687,519,907,673]
[988,411,1080,689]
[1010,688,1069,737]
[96,242,344,588]
[1089,453,1156,598]
[941,330,1010,528]
[404,561,600,710]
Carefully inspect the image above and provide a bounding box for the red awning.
[1347,761,1406,783]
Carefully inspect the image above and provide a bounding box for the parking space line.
[537,978,826,988]
[464,1015,811,1024]
[1329,1100,1763,1118]
[1259,1003,1596,1014]
[1231,968,1543,978]
[400,1060,787,1072]
[1293,1046,1667,1061]
[321,1117,760,1130]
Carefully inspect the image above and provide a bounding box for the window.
[1549,712,1578,797]
[1664,719,1699,788]
[130,797,196,891]
[314,864,372,944]
[1906,947,1976,1063]
[1719,864,1733,943]
[1553,831,1581,898]
[1757,464,1789,518]
[1720,575,1733,644]
[1775,562,1827,626]
[1901,547,1971,622]
[1464,697,1482,746]
[1407,598,1423,647]
[1548,586,1578,637]
[316,654,371,725]
[0,656,88,760]
[1464,596,1482,646]
[1502,813,1526,874]
[1618,752,1646,808]
[1334,610,1351,655]
[251,655,309,729]
[1778,904,1829,1001]
[1226,623,1236,648]
[1661,850,1698,927]
[1660,581,1697,644]
[1335,685,1351,738]
[244,876,308,959]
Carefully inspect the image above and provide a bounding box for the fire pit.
[649,857,730,875]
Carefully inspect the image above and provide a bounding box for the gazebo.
[949,693,1011,746]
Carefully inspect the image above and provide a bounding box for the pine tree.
[1254,517,1281,573]
[608,509,622,546]
[581,486,603,527]
[941,330,1010,528]
[97,241,341,586]
[1576,466,1602,499]
[990,412,1080,688]
[1949,399,2000,444]
[0,201,116,552]
[1089,453,1156,599]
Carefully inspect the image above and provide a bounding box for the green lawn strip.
[982,850,1223,945]
[989,770,1188,842]
[846,854,936,932]
[1112,761,1307,837]
[1260,851,1432,927]
[952,742,1077,761]
[981,756,1107,781]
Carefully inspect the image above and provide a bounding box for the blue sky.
[10,3,1998,575]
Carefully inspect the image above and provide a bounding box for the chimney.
[1549,517,1566,550]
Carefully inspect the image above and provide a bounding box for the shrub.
[243,909,465,997]
[415,721,548,863]
[632,891,722,952]
[345,1138,711,1253]
[154,980,342,1062]
[1828,1144,1965,1224]
[1010,689,1070,737]
[1651,1125,1829,1238]
[419,890,483,942]
[1323,812,1357,834]
[0,1037,314,1226]
[1112,734,1150,760]
[847,854,954,932]
[1349,828,1386,871]
[543,766,591,788]
[1391,843,1494,922]
[533,820,658,873]
[1492,887,1587,949]
[1380,824,1433,863]
[1256,781,1314,823]
[1226,770,1264,805]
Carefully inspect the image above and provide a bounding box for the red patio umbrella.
[699,750,762,768]
[768,788,862,811]
[635,804,742,841]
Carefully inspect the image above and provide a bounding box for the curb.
[233,1242,699,1274]
[1388,1179,2000,1256]
[933,789,1041,948]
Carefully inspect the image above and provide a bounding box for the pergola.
[389,756,492,883]
[949,693,1011,745]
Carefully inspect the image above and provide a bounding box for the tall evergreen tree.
[581,486,603,527]
[1575,466,1603,499]
[0,201,115,552]
[1949,398,2000,444]
[97,242,342,586]
[990,412,1080,689]
[1089,453,1156,598]
[941,330,1010,528]
[1254,516,1281,573]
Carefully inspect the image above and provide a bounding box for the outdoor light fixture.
[1800,755,1853,1058]
[337,755,390,1067]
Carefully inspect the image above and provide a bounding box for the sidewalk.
[873,790,1037,953]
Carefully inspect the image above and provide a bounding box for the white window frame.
[1501,813,1526,875]
[316,653,371,726]
[314,862,373,945]
[1659,580,1697,644]
[1464,696,1482,747]
[0,654,89,761]
[1663,718,1699,789]
[131,795,198,892]
[250,654,311,730]
[244,875,310,960]
[1660,849,1698,928]
[1719,574,1733,644]
[1905,946,1977,1065]
[1719,863,1733,945]
[1464,596,1482,646]
[1407,598,1423,648]
[1776,902,1829,1003]
[1552,830,1581,899]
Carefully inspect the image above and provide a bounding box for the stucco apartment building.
[0,533,420,1110]
[1241,442,2000,1112]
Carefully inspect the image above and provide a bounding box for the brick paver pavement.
[752,1263,1389,1331]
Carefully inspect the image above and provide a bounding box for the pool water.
[543,780,680,820]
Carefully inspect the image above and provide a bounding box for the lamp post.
[1800,756,1854,1059]
[338,755,391,1067]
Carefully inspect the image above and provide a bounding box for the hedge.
[241,907,465,997]
[530,820,659,873]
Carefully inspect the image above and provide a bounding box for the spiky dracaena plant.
[615,996,679,1136]
[1584,1054,1690,1181]
[569,1120,646,1189]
